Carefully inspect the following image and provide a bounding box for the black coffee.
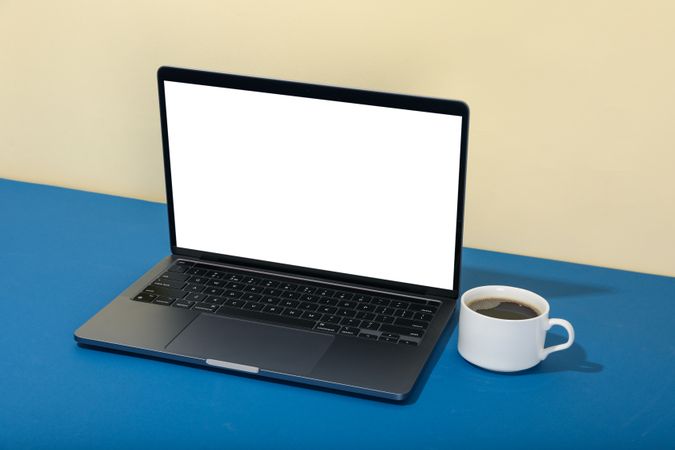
[467,298,540,320]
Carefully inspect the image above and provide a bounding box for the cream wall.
[1,1,674,276]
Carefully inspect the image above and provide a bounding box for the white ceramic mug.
[458,285,575,372]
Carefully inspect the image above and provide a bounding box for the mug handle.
[541,318,575,360]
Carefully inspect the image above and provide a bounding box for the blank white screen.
[164,81,462,290]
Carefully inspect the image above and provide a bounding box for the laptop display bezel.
[157,66,469,300]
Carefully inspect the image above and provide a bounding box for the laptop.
[74,66,469,401]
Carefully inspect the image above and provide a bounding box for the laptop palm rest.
[166,314,334,375]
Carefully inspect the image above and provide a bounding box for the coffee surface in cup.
[468,298,540,320]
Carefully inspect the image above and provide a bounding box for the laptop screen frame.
[157,66,469,300]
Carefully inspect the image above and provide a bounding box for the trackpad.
[166,315,334,375]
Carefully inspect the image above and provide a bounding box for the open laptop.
[74,66,469,401]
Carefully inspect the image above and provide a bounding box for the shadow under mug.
[458,285,575,372]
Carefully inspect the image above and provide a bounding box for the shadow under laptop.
[399,308,457,405]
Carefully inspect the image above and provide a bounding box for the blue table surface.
[1,178,673,449]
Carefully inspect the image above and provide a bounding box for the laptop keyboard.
[132,260,441,346]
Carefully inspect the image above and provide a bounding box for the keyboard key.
[298,302,317,311]
[259,279,279,288]
[376,315,395,324]
[370,298,390,306]
[280,299,299,308]
[356,311,376,321]
[394,310,415,319]
[322,315,341,324]
[301,294,318,303]
[337,309,356,317]
[186,268,206,276]
[242,276,260,284]
[260,297,280,305]
[263,305,284,314]
[152,279,186,290]
[318,306,337,314]
[244,285,263,293]
[264,288,282,296]
[215,306,315,329]
[374,306,394,315]
[205,296,225,305]
[380,332,399,339]
[184,283,205,293]
[399,297,430,306]
[227,282,245,291]
[172,299,194,309]
[194,303,219,313]
[224,290,243,299]
[302,311,322,321]
[224,298,245,308]
[339,327,359,336]
[399,339,418,346]
[242,293,262,302]
[353,294,372,303]
[185,293,207,303]
[153,296,174,306]
[379,336,398,343]
[168,263,190,273]
[316,289,334,297]
[280,282,298,291]
[189,276,208,285]
[281,291,300,300]
[408,304,437,314]
[205,279,227,288]
[390,301,409,309]
[317,298,338,306]
[334,292,353,300]
[359,333,378,340]
[379,324,425,338]
[133,293,156,303]
[205,270,224,279]
[394,318,428,329]
[298,286,316,294]
[315,322,339,333]
[338,301,355,309]
[142,286,186,299]
[282,308,303,317]
[356,304,375,312]
[204,287,224,296]
[415,313,434,322]
[158,272,190,282]
[242,302,264,311]
[360,321,380,331]
[340,318,361,327]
